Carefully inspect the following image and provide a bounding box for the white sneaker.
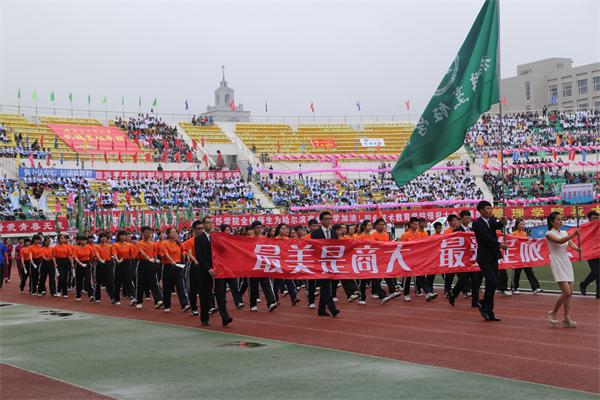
[358,300,367,305]
[390,291,402,299]
[52,293,59,297]
[62,295,68,298]
[154,301,163,309]
[512,290,521,295]
[533,288,543,295]
[332,297,339,303]
[381,296,392,305]
[129,298,137,306]
[403,295,411,302]
[182,305,190,312]
[425,292,438,302]
[308,303,316,309]
[164,308,171,313]
[268,303,278,312]
[250,306,258,312]
[347,294,359,302]
[370,294,380,299]
[135,304,142,309]
[115,301,121,305]
[95,300,100,303]
[501,291,512,297]
[256,298,262,303]
[76,297,82,301]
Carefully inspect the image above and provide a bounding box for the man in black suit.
[448,210,480,308]
[194,216,233,327]
[310,211,339,318]
[472,201,507,321]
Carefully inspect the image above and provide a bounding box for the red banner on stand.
[47,124,139,155]
[211,221,600,279]
[213,204,600,228]
[0,218,68,236]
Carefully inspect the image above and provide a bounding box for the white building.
[203,66,251,122]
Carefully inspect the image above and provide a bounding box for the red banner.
[95,169,241,180]
[213,204,600,228]
[310,139,337,149]
[0,218,68,236]
[211,221,600,279]
[47,124,139,155]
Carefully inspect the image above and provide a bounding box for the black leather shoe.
[291,297,300,306]
[331,309,340,318]
[201,321,210,327]
[579,283,587,296]
[318,310,331,317]
[472,302,481,309]
[448,295,455,306]
[489,314,501,321]
[480,312,493,321]
[222,317,233,327]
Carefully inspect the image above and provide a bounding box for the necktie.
[325,229,330,239]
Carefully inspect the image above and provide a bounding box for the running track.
[1,284,598,394]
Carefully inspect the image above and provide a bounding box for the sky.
[1,0,599,118]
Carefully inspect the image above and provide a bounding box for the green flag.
[75,190,85,234]
[88,94,91,104]
[32,90,38,101]
[17,89,21,99]
[153,211,160,230]
[392,0,499,187]
[68,92,73,103]
[50,91,55,102]
[152,98,157,107]
[101,95,107,105]
[118,211,126,229]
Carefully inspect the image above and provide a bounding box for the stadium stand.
[179,122,232,145]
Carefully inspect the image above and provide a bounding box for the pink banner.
[290,199,480,212]
[483,162,569,171]
[257,165,463,175]
[95,169,241,180]
[47,124,139,155]
[489,145,600,155]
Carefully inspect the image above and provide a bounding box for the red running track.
[0,363,114,400]
[1,283,598,394]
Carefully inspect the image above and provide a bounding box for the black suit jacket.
[472,217,503,263]
[454,225,470,233]
[310,227,338,240]
[194,232,212,273]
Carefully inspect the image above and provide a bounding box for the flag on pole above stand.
[392,0,500,187]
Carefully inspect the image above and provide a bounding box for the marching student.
[18,238,32,293]
[112,230,135,305]
[160,227,190,313]
[357,219,392,305]
[372,218,401,299]
[580,210,599,298]
[194,216,233,326]
[510,219,542,295]
[448,210,479,307]
[400,217,437,302]
[249,220,278,312]
[94,232,114,303]
[331,224,359,303]
[72,235,95,301]
[272,223,299,306]
[27,235,43,295]
[444,213,462,295]
[135,226,163,309]
[183,222,202,315]
[52,234,73,298]
[37,236,57,296]
[545,212,580,328]
[310,211,339,317]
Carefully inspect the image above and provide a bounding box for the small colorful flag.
[32,90,38,101]
[152,98,157,107]
[310,102,315,113]
[68,92,73,103]
[101,96,107,105]
[404,99,410,111]
[185,99,189,110]
[356,101,361,111]
[229,100,235,111]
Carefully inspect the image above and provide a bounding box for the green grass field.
[1,303,597,400]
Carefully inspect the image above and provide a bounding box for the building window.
[578,102,588,111]
[525,81,531,100]
[578,79,588,95]
[595,100,600,110]
[562,82,572,97]
[593,76,600,92]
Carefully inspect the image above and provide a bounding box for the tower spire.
[221,65,225,82]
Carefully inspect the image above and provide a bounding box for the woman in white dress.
[545,212,580,328]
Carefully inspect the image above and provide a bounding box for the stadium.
[0,0,599,399]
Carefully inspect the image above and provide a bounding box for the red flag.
[186,151,193,162]
[112,192,119,207]
[405,99,410,111]
[91,154,94,167]
[45,153,51,166]
[97,138,100,149]
[125,192,131,205]
[104,151,108,163]
[133,152,138,163]
[230,100,236,111]
[192,140,197,150]
[376,205,385,221]
[201,137,205,148]
[145,152,151,162]
[161,152,168,163]
[501,97,507,106]
[310,102,315,113]
[202,154,208,167]
[277,141,281,154]
[40,134,44,148]
[111,139,115,150]
[553,150,557,161]
[568,150,575,161]
[175,138,181,148]
[134,136,140,147]
[175,152,181,163]
[28,153,35,168]
[162,138,169,149]
[568,135,573,145]
[117,152,123,163]
[125,139,128,150]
